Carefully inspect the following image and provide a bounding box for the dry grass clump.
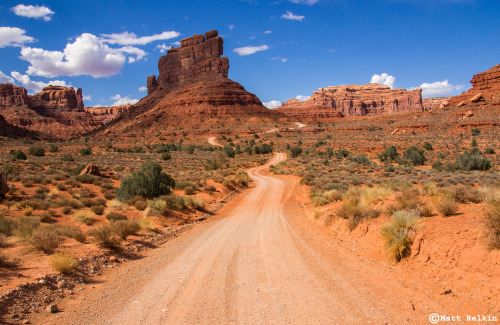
[30,227,62,254]
[435,195,459,217]
[451,186,483,204]
[49,252,79,274]
[48,224,86,242]
[337,197,381,231]
[89,225,120,249]
[310,189,342,206]
[185,197,205,211]
[381,210,420,262]
[14,217,40,240]
[73,211,96,225]
[112,220,140,240]
[484,204,500,250]
[106,212,127,222]
[0,234,6,248]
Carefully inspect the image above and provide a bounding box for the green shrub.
[290,146,302,158]
[335,148,350,159]
[353,154,370,165]
[30,227,62,254]
[61,153,74,162]
[381,210,420,262]
[28,146,45,157]
[0,164,21,179]
[116,161,175,201]
[79,147,92,156]
[161,152,171,160]
[422,142,433,150]
[48,144,59,153]
[162,194,186,211]
[454,151,491,171]
[471,128,480,136]
[484,147,495,154]
[378,146,399,161]
[10,150,27,160]
[49,252,79,274]
[403,146,426,166]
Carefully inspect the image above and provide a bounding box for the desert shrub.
[185,197,205,210]
[204,185,216,192]
[28,146,45,157]
[30,227,62,254]
[91,205,105,215]
[184,187,196,195]
[451,186,483,203]
[56,198,84,209]
[73,211,96,225]
[48,144,59,153]
[471,128,480,136]
[176,180,198,190]
[0,216,16,236]
[161,194,186,211]
[223,145,235,158]
[419,205,434,218]
[352,154,370,165]
[89,225,120,249]
[106,212,128,222]
[79,147,92,156]
[161,152,171,160]
[1,164,21,180]
[335,148,350,159]
[234,170,251,187]
[484,147,495,154]
[10,150,27,160]
[48,225,86,242]
[454,151,491,171]
[422,142,433,150]
[61,153,74,162]
[484,204,500,250]
[290,146,302,158]
[435,196,459,216]
[337,198,381,231]
[49,252,79,274]
[403,146,426,166]
[75,174,96,184]
[111,220,140,240]
[116,162,175,201]
[133,199,148,211]
[14,217,40,240]
[378,146,399,162]
[381,210,420,262]
[145,199,167,216]
[386,188,421,215]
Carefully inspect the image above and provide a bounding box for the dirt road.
[207,136,223,147]
[38,153,448,324]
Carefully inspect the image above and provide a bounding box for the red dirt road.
[37,153,453,324]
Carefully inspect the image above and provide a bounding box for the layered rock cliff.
[0,84,101,138]
[448,64,500,106]
[85,105,132,124]
[274,84,424,118]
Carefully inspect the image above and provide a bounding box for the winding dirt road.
[38,153,450,324]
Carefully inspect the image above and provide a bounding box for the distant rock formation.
[85,105,132,124]
[103,30,272,135]
[274,84,423,118]
[0,83,101,138]
[422,97,451,111]
[449,64,500,106]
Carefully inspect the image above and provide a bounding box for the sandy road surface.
[38,152,448,325]
[207,136,223,147]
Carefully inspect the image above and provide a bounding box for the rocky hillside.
[84,105,132,124]
[0,84,102,138]
[448,64,500,107]
[274,84,423,118]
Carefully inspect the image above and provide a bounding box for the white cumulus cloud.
[156,43,172,53]
[416,79,464,97]
[111,94,139,106]
[10,71,69,94]
[0,70,14,84]
[281,11,305,21]
[263,100,282,109]
[12,4,54,21]
[100,31,180,45]
[138,86,147,92]
[233,45,269,56]
[19,33,147,78]
[296,95,311,101]
[371,73,396,89]
[0,27,35,48]
[83,95,91,101]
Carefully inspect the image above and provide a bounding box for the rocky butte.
[274,83,424,118]
[448,63,500,107]
[105,30,273,135]
[0,84,101,138]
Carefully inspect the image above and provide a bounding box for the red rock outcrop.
[274,84,423,118]
[103,30,272,135]
[0,84,101,138]
[422,97,451,111]
[85,105,132,124]
[0,84,29,107]
[449,64,500,106]
[30,86,84,110]
[147,30,229,93]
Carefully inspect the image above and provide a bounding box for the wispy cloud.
[271,57,288,62]
[12,4,54,21]
[233,45,269,56]
[281,11,305,21]
[289,0,319,4]
[100,31,180,45]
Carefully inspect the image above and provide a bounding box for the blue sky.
[0,0,499,108]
